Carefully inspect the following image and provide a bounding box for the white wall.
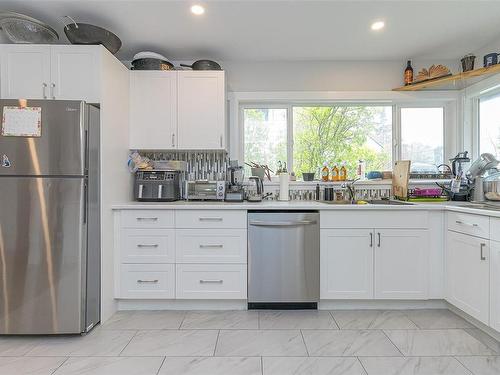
[175,59,460,92]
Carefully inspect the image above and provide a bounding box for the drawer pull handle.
[199,279,223,284]
[455,220,478,227]
[136,217,158,221]
[480,243,486,261]
[137,279,159,284]
[199,244,224,249]
[199,217,223,222]
[137,244,159,248]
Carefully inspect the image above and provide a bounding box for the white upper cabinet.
[1,45,51,99]
[50,46,100,102]
[374,229,428,299]
[177,71,226,150]
[320,229,374,299]
[129,71,177,150]
[0,45,101,102]
[446,231,490,324]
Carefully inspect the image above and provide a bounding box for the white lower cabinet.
[320,229,374,299]
[176,264,247,299]
[446,231,490,324]
[121,229,175,264]
[321,227,429,300]
[490,240,500,331]
[114,209,247,301]
[176,229,247,263]
[374,229,428,299]
[119,264,175,299]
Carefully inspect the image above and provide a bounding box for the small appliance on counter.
[438,151,473,201]
[186,180,225,201]
[468,153,499,202]
[134,170,182,202]
[247,176,264,202]
[225,161,245,202]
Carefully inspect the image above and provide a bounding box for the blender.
[225,161,245,202]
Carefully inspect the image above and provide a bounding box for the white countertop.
[111,200,500,218]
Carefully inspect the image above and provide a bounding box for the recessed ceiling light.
[371,21,385,31]
[191,4,205,15]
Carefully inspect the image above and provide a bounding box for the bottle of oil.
[321,162,329,182]
[404,60,414,86]
[331,164,340,181]
[340,161,347,181]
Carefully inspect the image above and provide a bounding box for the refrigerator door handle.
[83,179,88,224]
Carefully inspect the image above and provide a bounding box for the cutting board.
[392,160,411,199]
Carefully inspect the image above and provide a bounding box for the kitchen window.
[400,107,445,172]
[241,103,446,179]
[479,93,500,158]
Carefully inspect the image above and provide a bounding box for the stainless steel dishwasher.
[248,211,320,309]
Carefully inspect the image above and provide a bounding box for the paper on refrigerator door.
[1,106,42,137]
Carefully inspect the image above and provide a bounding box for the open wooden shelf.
[393,64,500,91]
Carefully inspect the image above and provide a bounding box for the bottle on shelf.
[404,60,414,86]
[340,161,347,181]
[321,162,330,182]
[357,160,366,180]
[331,164,340,181]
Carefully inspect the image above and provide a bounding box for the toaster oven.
[186,180,225,201]
[134,170,181,202]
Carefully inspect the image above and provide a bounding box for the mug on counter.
[484,53,499,67]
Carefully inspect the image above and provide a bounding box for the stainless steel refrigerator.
[0,100,100,334]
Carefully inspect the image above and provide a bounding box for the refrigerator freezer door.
[0,100,85,176]
[0,176,86,334]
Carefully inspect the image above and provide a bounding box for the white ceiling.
[0,0,499,62]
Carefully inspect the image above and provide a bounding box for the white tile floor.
[0,309,499,374]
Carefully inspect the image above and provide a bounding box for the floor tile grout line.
[381,329,405,357]
[328,310,341,330]
[118,330,139,357]
[155,356,167,375]
[462,328,500,354]
[356,356,369,375]
[213,330,221,356]
[177,310,188,330]
[453,355,476,375]
[299,329,310,357]
[50,356,70,375]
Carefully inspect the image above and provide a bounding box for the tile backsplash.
[140,150,228,181]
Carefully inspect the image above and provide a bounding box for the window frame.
[238,99,452,176]
[476,90,500,158]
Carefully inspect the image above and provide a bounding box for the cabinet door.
[374,229,428,299]
[0,45,51,99]
[446,231,489,324]
[50,45,100,102]
[129,71,177,149]
[177,71,225,150]
[490,241,500,331]
[320,229,374,299]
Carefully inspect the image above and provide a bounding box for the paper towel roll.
[279,173,289,201]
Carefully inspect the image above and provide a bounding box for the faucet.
[342,178,360,202]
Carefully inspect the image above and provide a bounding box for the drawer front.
[119,264,175,299]
[447,211,489,239]
[176,264,247,299]
[175,210,246,229]
[121,210,174,229]
[321,210,428,229]
[176,229,247,263]
[121,229,175,263]
[491,217,500,242]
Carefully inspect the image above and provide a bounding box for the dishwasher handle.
[249,220,317,227]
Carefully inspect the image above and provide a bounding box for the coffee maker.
[225,161,245,202]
